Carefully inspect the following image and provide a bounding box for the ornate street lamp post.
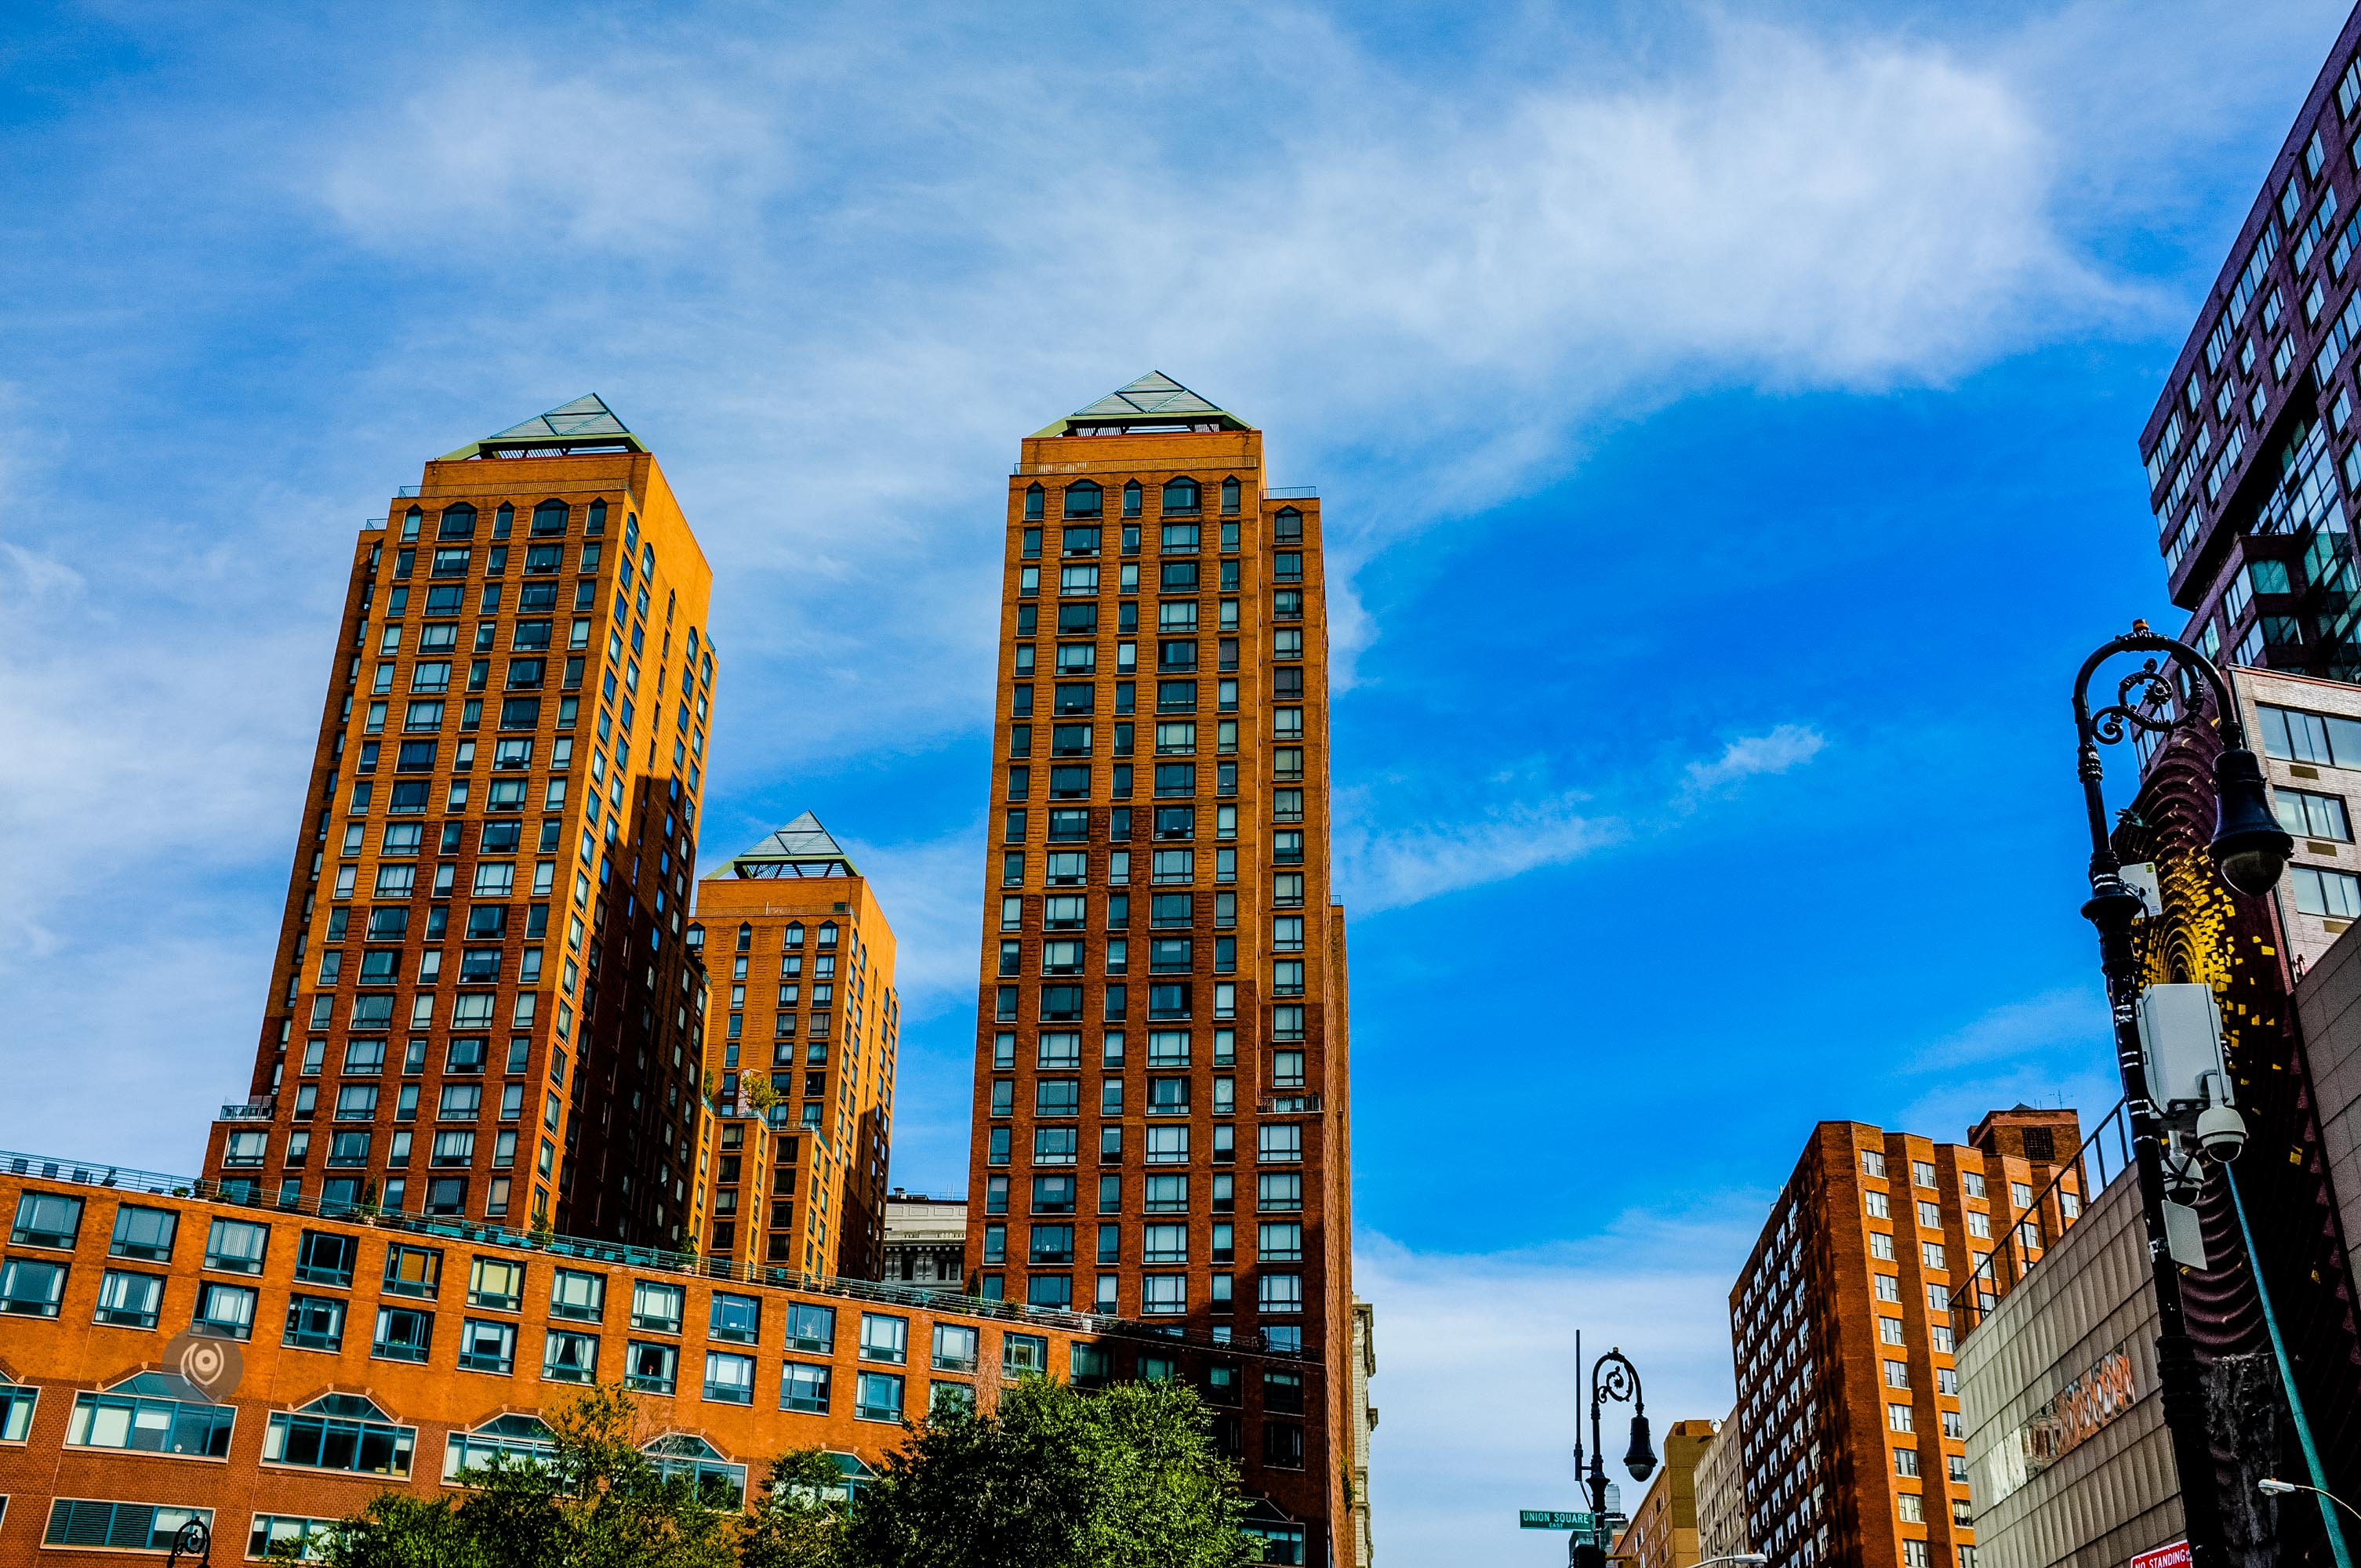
[1569,1345,1658,1568]
[2072,624,2292,1568]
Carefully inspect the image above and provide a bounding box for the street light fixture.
[1568,1345,1657,1568]
[2071,624,2293,1568]
[2261,1479,2361,1533]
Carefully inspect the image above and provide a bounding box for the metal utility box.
[2136,983,2228,1110]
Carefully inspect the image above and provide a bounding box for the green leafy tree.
[840,1377,1261,1568]
[739,1448,855,1568]
[305,1385,741,1568]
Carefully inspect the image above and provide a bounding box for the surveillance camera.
[2197,1104,2247,1161]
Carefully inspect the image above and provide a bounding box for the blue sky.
[0,0,2348,1559]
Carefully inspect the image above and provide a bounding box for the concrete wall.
[2298,912,2361,1279]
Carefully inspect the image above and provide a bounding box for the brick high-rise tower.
[692,813,899,1280]
[203,396,719,1250]
[965,373,1356,1554]
[1727,1109,2082,1568]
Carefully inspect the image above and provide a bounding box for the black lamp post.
[2072,624,2293,1568]
[1569,1345,1657,1568]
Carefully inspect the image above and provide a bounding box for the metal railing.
[216,1102,274,1122]
[1265,486,1318,500]
[0,1149,1310,1363]
[1949,1099,2133,1333]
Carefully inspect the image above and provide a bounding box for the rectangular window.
[549,1269,605,1323]
[457,1318,516,1374]
[543,1329,599,1383]
[630,1279,685,1334]
[626,1340,679,1395]
[855,1370,904,1423]
[93,1269,162,1329]
[2279,788,2355,841]
[703,1350,757,1405]
[371,1305,432,1362]
[12,1192,83,1250]
[284,1294,345,1352]
[44,1501,216,1553]
[780,1362,833,1414]
[2294,864,2361,918]
[860,1313,909,1364]
[203,1218,269,1275]
[108,1206,177,1262]
[783,1301,836,1352]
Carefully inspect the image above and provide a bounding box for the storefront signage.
[1983,1347,2138,1505]
[2129,1541,2189,1568]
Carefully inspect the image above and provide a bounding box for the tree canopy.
[291,1375,1267,1568]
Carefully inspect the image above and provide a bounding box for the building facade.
[1727,1110,2082,1568]
[2138,8,2361,686]
[202,397,718,1251]
[1611,1417,1718,1568]
[1693,1408,1750,1564]
[0,1155,1316,1564]
[879,1194,966,1286]
[692,814,899,1279]
[1955,1143,2180,1568]
[961,373,1356,1559]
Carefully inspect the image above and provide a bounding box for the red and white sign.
[2130,1541,2190,1568]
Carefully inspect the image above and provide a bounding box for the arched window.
[643,1434,747,1506]
[818,921,839,947]
[1275,506,1303,542]
[1124,480,1143,517]
[437,504,477,540]
[401,506,423,541]
[1220,477,1240,515]
[1024,483,1045,521]
[445,1414,553,1482]
[641,543,656,576]
[785,922,805,946]
[532,499,568,537]
[493,502,515,539]
[587,499,607,534]
[624,514,641,555]
[1063,481,1103,518]
[736,923,752,952]
[1161,477,1200,514]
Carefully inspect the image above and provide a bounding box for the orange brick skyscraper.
[693,813,900,1280]
[202,397,718,1250]
[965,374,1355,1555]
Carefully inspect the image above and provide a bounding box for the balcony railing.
[217,1101,275,1122]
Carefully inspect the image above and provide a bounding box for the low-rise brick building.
[0,1152,1319,1563]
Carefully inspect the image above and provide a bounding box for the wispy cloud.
[1335,791,1625,915]
[1336,721,1828,913]
[1683,724,1828,793]
[1889,986,2119,1145]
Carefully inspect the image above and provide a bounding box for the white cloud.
[283,6,2127,784]
[1683,724,1829,793]
[1335,720,1826,913]
[1356,1207,1758,1567]
[1888,987,2121,1145]
[1335,790,1625,915]
[837,823,986,1022]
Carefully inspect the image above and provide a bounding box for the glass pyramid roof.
[438,394,649,460]
[1033,372,1254,437]
[725,811,858,879]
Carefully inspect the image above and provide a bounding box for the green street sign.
[1519,1511,1596,1530]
